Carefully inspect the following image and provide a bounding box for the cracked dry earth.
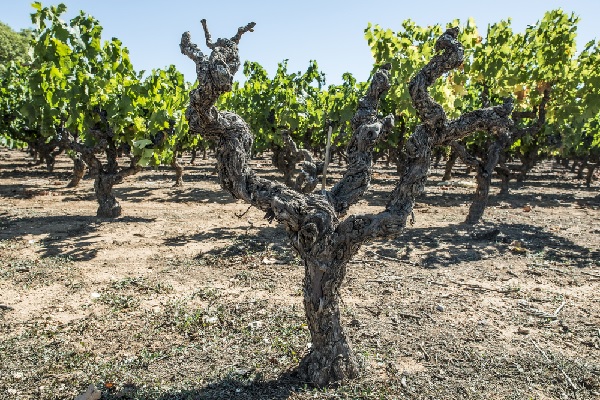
[0,147,599,399]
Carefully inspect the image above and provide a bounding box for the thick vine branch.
[180,32,205,63]
[182,21,255,133]
[443,101,513,145]
[231,21,256,44]
[328,65,394,215]
[334,28,513,247]
[181,23,317,233]
[200,19,215,49]
[408,27,462,133]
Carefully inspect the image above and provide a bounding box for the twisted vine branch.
[335,28,513,244]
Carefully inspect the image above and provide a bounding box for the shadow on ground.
[162,224,294,261]
[103,370,303,400]
[368,222,599,269]
[0,214,155,260]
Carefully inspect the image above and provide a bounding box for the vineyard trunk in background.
[496,88,550,195]
[271,131,305,187]
[181,21,512,386]
[34,137,63,173]
[16,4,191,219]
[61,112,142,218]
[271,131,323,193]
[66,154,86,188]
[171,150,184,187]
[444,84,513,224]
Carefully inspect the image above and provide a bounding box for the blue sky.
[3,1,599,85]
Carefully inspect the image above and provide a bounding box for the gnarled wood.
[442,148,458,181]
[66,154,86,188]
[452,132,510,225]
[270,131,325,193]
[295,149,324,194]
[181,23,512,386]
[61,113,142,218]
[171,151,184,187]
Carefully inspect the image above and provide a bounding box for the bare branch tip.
[180,31,191,45]
[200,19,215,49]
[231,21,257,44]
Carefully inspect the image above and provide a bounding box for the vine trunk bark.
[297,256,358,385]
[172,152,184,187]
[66,156,86,188]
[442,149,458,181]
[463,137,507,224]
[68,132,140,218]
[585,162,597,187]
[95,174,121,218]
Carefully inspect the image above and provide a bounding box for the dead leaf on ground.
[509,240,527,254]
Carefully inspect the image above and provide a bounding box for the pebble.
[202,316,218,324]
[247,320,264,329]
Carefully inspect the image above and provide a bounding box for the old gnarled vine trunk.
[450,131,510,225]
[63,118,142,218]
[91,143,128,218]
[180,23,513,386]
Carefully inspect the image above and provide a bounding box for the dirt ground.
[0,147,599,400]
